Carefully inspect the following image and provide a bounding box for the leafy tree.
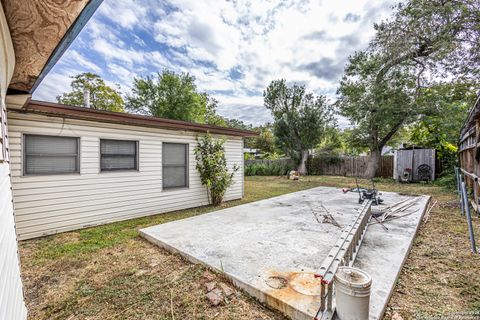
[372,0,479,83]
[264,79,333,174]
[315,127,346,156]
[338,0,480,178]
[223,118,253,130]
[407,81,478,171]
[255,126,276,155]
[194,133,239,206]
[204,96,228,126]
[126,70,208,123]
[57,73,124,112]
[338,53,419,177]
[337,129,370,156]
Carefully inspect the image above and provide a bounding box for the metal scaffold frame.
[314,200,373,320]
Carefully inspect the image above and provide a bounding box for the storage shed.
[7,100,256,240]
[393,147,436,182]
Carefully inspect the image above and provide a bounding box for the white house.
[7,100,255,240]
[1,0,104,317]
[0,1,129,318]
[0,5,26,320]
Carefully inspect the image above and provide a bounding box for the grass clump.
[434,172,458,193]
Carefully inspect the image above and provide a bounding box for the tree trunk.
[297,150,309,175]
[365,148,381,179]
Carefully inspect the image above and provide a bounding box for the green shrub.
[245,161,293,176]
[195,133,239,206]
[434,172,457,193]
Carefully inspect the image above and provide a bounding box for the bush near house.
[194,133,239,206]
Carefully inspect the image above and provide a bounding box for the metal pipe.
[461,181,477,253]
[83,88,90,108]
[456,168,465,216]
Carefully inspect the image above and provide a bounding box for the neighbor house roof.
[14,100,258,137]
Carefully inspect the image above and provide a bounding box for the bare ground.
[19,176,480,320]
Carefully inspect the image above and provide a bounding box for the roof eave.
[29,0,104,94]
[15,100,258,137]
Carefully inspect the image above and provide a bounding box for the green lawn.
[20,176,480,320]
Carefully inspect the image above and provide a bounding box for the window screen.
[24,135,79,175]
[163,143,188,188]
[100,139,138,171]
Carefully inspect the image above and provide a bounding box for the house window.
[163,143,188,189]
[100,139,138,171]
[24,135,79,175]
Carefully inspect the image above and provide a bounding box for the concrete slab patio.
[140,186,430,320]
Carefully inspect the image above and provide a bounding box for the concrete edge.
[375,195,432,319]
[139,229,314,320]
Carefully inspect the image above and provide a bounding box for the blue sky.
[34,0,396,126]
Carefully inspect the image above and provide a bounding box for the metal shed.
[393,148,436,182]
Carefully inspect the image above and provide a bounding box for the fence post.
[456,167,465,216]
[461,181,477,253]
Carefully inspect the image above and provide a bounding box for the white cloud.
[64,50,101,73]
[106,63,135,87]
[91,38,145,65]
[33,69,79,102]
[34,0,397,125]
[98,0,149,29]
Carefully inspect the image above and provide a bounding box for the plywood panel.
[1,0,89,91]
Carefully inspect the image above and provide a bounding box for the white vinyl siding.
[0,2,27,318]
[7,111,244,240]
[0,163,28,320]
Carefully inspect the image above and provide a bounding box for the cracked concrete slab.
[140,186,429,320]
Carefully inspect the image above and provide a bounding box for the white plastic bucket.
[334,266,372,320]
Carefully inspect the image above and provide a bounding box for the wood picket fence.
[306,155,394,178]
[245,156,394,178]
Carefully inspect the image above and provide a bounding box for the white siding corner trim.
[7,112,244,240]
[0,162,27,320]
[0,3,28,319]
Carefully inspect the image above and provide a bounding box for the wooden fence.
[244,156,394,178]
[307,155,394,178]
[244,158,294,167]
